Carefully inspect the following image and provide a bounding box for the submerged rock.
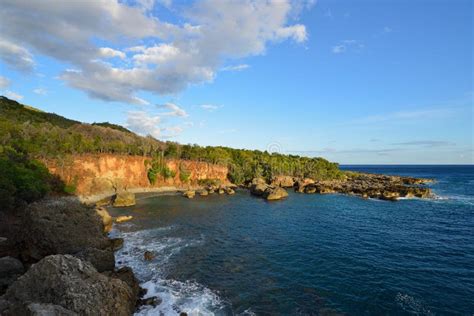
[183,190,196,199]
[198,189,209,196]
[113,192,136,207]
[144,251,155,261]
[2,255,136,316]
[265,187,289,201]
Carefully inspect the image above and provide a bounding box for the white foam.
[395,292,434,316]
[113,226,228,315]
[136,279,226,315]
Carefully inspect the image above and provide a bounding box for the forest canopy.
[0,96,342,188]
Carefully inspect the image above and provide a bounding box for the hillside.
[0,96,342,208]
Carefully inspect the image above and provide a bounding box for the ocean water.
[108,165,474,315]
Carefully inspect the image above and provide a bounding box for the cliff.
[42,154,229,202]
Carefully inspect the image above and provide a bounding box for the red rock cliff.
[43,154,229,200]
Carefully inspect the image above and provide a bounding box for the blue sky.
[0,0,472,164]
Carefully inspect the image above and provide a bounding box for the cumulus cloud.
[0,39,34,72]
[0,0,310,104]
[126,111,162,138]
[99,47,126,60]
[0,76,10,89]
[157,102,188,117]
[4,90,23,100]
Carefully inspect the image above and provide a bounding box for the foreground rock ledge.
[1,254,135,316]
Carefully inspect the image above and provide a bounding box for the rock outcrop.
[95,207,113,233]
[17,199,111,267]
[183,190,196,199]
[116,215,133,223]
[271,176,295,188]
[294,172,433,201]
[113,192,136,207]
[1,255,136,316]
[249,179,289,201]
[0,257,24,294]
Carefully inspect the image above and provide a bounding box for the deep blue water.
[109,166,474,316]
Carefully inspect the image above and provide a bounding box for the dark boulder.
[2,255,136,316]
[0,256,24,294]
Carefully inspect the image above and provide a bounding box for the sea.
[108,165,474,316]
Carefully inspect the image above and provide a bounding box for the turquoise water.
[109,166,474,315]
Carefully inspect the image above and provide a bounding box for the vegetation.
[179,163,191,183]
[144,154,176,184]
[0,146,65,211]
[1,95,343,194]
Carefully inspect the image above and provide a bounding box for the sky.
[0,0,472,164]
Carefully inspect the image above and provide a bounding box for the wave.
[113,226,229,315]
[395,293,434,316]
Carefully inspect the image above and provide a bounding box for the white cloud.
[126,111,162,138]
[0,39,34,72]
[200,104,221,112]
[157,102,188,117]
[0,76,10,88]
[332,39,364,54]
[33,88,47,95]
[4,90,23,100]
[99,47,126,59]
[0,0,311,104]
[332,45,345,54]
[221,64,250,72]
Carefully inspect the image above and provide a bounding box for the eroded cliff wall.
[43,154,229,200]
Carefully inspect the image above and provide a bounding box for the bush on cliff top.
[0,147,65,211]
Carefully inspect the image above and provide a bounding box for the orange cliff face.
[42,154,229,200]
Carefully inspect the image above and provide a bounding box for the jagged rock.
[198,189,209,196]
[74,247,115,272]
[144,251,155,261]
[250,183,269,196]
[265,187,289,201]
[226,188,235,195]
[271,176,295,188]
[140,296,162,307]
[304,185,317,194]
[0,256,24,294]
[109,238,124,251]
[2,255,136,316]
[113,192,136,207]
[218,188,225,194]
[17,199,110,263]
[95,207,113,233]
[116,215,133,223]
[183,190,195,199]
[95,196,112,207]
[380,191,400,201]
[25,303,77,315]
[106,267,141,302]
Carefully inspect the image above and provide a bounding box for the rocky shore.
[0,198,144,315]
[0,171,433,315]
[249,172,433,201]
